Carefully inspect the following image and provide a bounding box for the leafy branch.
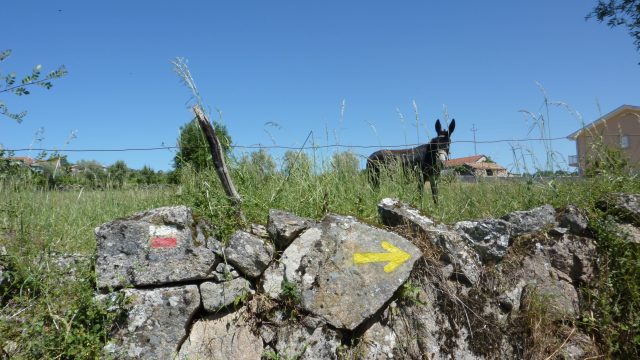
[0,49,67,122]
[588,1,640,59]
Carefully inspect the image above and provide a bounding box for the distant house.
[5,156,67,173]
[445,155,509,177]
[567,104,640,174]
[5,156,45,172]
[6,156,36,166]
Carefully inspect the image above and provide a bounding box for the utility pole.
[471,124,478,155]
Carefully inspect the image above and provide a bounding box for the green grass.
[1,161,639,358]
[0,184,176,359]
[178,160,639,232]
[0,185,176,254]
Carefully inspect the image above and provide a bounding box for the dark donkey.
[366,119,456,203]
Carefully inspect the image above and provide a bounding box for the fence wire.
[0,136,585,153]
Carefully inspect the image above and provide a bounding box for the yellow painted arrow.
[353,241,412,273]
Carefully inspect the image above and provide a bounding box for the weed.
[280,279,302,313]
[0,251,127,359]
[232,289,250,309]
[510,289,580,360]
[582,216,640,358]
[398,280,424,306]
[263,346,307,360]
[262,349,283,360]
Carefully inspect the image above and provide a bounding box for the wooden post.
[192,105,246,224]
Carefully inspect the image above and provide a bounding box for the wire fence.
[0,135,590,153]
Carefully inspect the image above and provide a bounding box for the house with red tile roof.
[445,154,508,177]
[6,156,37,166]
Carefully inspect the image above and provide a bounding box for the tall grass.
[0,182,177,358]
[177,156,638,236]
[0,183,176,253]
[1,134,639,358]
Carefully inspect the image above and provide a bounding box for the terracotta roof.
[567,104,640,140]
[8,156,36,165]
[445,155,485,167]
[464,162,506,170]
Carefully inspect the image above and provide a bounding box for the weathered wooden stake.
[192,105,246,224]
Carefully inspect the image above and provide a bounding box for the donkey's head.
[435,118,456,138]
[433,119,456,164]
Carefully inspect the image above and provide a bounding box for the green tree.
[75,160,107,188]
[235,149,277,179]
[108,160,129,189]
[48,154,71,175]
[589,1,640,56]
[136,165,158,185]
[331,151,360,174]
[174,118,232,171]
[282,150,313,177]
[0,149,30,181]
[250,149,277,176]
[0,50,67,122]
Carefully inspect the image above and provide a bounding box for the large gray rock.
[224,230,274,278]
[617,223,640,244]
[378,197,436,231]
[102,285,200,359]
[497,251,580,321]
[275,316,342,360]
[545,234,598,284]
[200,277,253,312]
[520,280,578,319]
[432,230,483,285]
[95,206,218,290]
[454,219,512,262]
[359,320,397,359]
[278,214,422,330]
[377,198,481,285]
[558,205,589,236]
[177,311,263,360]
[502,204,556,236]
[260,260,286,300]
[267,209,315,250]
[597,192,640,226]
[364,291,484,360]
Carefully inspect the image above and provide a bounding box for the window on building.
[620,135,629,149]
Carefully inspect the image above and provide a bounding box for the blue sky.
[1,1,639,172]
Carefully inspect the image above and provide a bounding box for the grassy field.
[1,164,639,358]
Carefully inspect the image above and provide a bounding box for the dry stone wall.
[93,193,640,359]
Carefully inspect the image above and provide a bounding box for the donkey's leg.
[367,162,380,189]
[417,172,426,200]
[430,177,439,204]
[373,166,380,188]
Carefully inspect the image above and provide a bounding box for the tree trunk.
[192,105,246,224]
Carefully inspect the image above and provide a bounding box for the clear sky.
[1,1,639,173]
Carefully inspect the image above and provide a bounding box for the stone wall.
[93,193,640,359]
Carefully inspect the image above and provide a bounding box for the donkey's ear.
[449,119,456,135]
[435,119,442,134]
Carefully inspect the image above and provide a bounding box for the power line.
[2,136,583,153]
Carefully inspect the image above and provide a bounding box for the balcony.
[568,155,578,167]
